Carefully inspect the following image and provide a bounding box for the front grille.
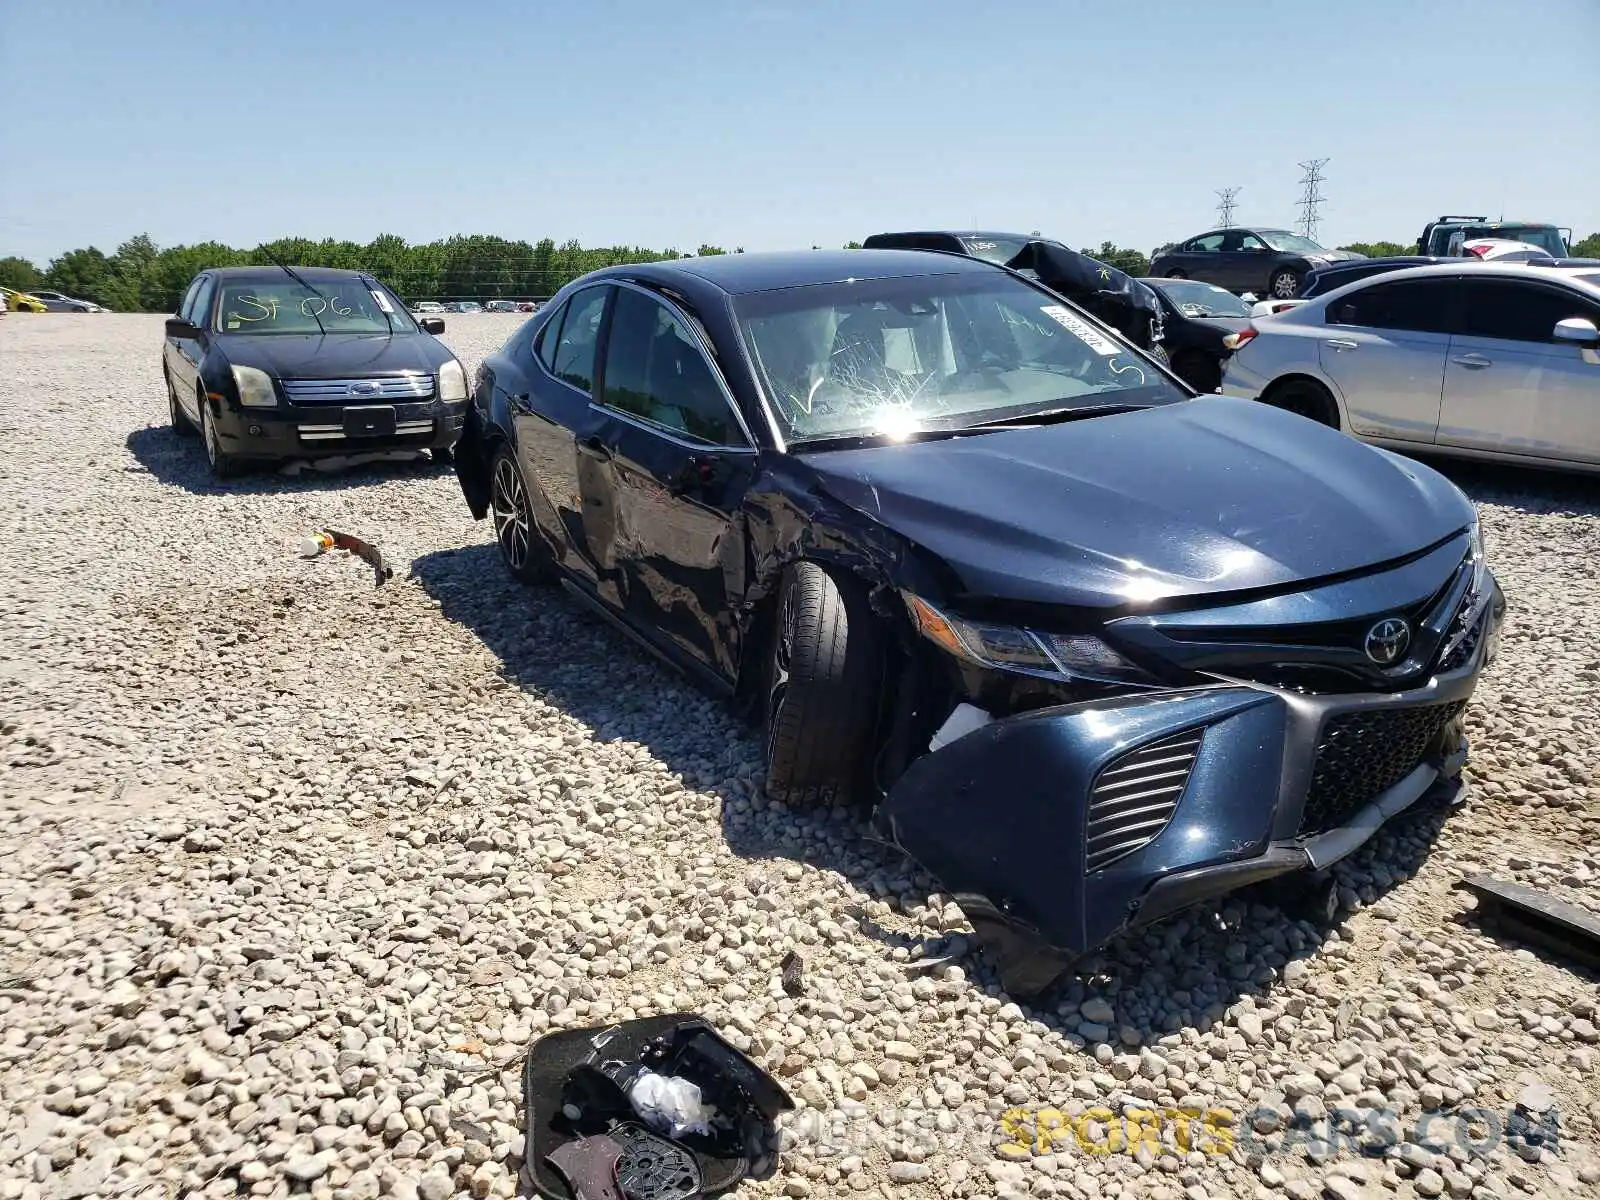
[282,375,435,404]
[1085,729,1203,872]
[297,418,434,442]
[1301,701,1465,835]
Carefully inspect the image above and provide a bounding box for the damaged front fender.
[880,686,1297,996]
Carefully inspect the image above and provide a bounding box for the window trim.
[589,279,758,453]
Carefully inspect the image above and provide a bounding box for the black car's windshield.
[1153,280,1250,317]
[1258,230,1328,255]
[734,272,1187,444]
[957,236,1034,266]
[1460,226,1568,256]
[214,280,417,335]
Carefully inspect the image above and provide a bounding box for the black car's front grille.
[281,375,435,404]
[1086,729,1203,872]
[1300,701,1465,836]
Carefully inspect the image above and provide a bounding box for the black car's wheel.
[1164,269,1188,279]
[489,447,553,584]
[1172,350,1221,393]
[199,395,240,479]
[763,561,885,809]
[167,371,196,437]
[1269,268,1302,299]
[1263,378,1339,427]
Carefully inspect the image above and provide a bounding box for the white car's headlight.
[902,592,1158,686]
[439,360,467,403]
[231,365,278,408]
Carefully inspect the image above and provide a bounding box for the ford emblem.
[1363,617,1411,666]
[347,380,381,398]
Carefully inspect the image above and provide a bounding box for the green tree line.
[3,231,1596,312]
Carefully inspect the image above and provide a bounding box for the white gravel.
[1,313,1597,1200]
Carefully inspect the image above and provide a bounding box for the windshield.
[1485,227,1567,256]
[1258,230,1328,255]
[1153,280,1250,317]
[734,272,1187,445]
[214,279,417,335]
[958,236,1033,265]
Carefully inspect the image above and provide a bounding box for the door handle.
[1451,353,1492,369]
[577,435,612,462]
[1325,338,1358,351]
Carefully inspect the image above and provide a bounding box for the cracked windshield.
[736,273,1184,443]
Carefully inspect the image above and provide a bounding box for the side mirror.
[1553,317,1600,347]
[165,317,200,338]
[420,317,445,334]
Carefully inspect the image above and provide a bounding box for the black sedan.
[1151,227,1365,299]
[1138,277,1251,392]
[453,249,1502,993]
[162,267,469,478]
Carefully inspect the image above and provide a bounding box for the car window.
[177,278,204,322]
[534,302,565,372]
[601,287,745,446]
[1328,279,1457,334]
[1186,234,1225,253]
[1239,233,1269,251]
[189,277,217,329]
[549,285,609,393]
[1461,281,1600,343]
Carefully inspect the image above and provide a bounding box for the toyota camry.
[452,250,1504,993]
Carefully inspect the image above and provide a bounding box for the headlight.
[902,592,1157,686]
[439,360,467,402]
[231,365,278,408]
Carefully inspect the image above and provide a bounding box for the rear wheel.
[763,562,886,809]
[1164,269,1188,279]
[489,447,553,583]
[1263,378,1339,427]
[1269,268,1302,299]
[200,396,240,479]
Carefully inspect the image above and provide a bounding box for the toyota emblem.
[1363,617,1411,666]
[347,380,381,398]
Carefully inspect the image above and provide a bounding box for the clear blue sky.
[2,0,1596,265]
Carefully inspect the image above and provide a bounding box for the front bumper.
[880,574,1504,996]
[210,397,468,461]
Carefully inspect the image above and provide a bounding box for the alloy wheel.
[765,586,795,762]
[491,456,531,572]
[203,404,220,467]
[1271,271,1299,299]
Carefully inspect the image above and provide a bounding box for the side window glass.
[601,288,744,446]
[1462,282,1595,344]
[1328,281,1455,334]
[1189,234,1225,253]
[177,278,203,322]
[549,286,609,392]
[534,301,567,373]
[188,278,216,329]
[1240,234,1268,250]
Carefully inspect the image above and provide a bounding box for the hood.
[797,397,1473,611]
[216,332,454,378]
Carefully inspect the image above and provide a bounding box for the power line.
[1214,187,1241,228]
[1295,158,1330,240]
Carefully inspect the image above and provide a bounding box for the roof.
[616,249,989,295]
[204,265,381,282]
[1319,260,1600,293]
[865,230,1033,241]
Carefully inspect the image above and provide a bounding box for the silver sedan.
[1219,262,1600,472]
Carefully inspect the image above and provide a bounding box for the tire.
[1269,268,1302,299]
[763,562,886,809]
[1164,269,1187,279]
[167,371,196,437]
[199,396,240,479]
[489,446,553,584]
[1263,378,1339,427]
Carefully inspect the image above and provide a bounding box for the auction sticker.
[1041,305,1119,355]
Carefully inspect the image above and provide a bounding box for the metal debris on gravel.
[1,314,1597,1199]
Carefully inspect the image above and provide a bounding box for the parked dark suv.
[162,266,470,478]
[452,249,1504,994]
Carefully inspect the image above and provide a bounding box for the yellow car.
[1,287,48,313]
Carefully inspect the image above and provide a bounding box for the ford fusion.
[162,266,469,478]
[452,250,1504,993]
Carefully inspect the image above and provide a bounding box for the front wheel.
[763,562,885,809]
[489,447,553,584]
[1269,268,1302,299]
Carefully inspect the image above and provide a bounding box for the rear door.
[587,283,758,683]
[1317,277,1460,444]
[1175,233,1227,286]
[1437,278,1600,464]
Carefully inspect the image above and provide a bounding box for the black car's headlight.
[439,360,468,402]
[231,365,278,408]
[902,592,1159,687]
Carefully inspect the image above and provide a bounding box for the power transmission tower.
[1215,187,1241,228]
[1295,158,1329,240]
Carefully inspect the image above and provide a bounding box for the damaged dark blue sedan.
[453,250,1504,995]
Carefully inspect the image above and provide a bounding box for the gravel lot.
[1,313,1597,1200]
